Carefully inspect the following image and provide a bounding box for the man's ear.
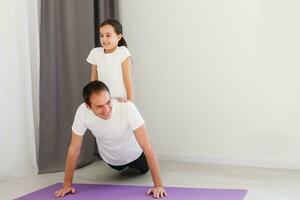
[85,103,92,110]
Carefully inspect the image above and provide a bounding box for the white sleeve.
[119,46,131,62]
[86,48,97,65]
[125,102,145,131]
[71,106,87,136]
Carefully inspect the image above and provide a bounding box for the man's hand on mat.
[147,186,168,198]
[54,186,76,198]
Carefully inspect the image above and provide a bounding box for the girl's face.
[100,24,122,52]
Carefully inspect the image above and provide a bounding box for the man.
[55,81,167,198]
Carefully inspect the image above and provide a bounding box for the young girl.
[87,19,134,102]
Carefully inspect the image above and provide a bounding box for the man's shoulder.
[78,102,87,109]
[113,101,140,117]
[75,103,89,115]
[113,100,135,109]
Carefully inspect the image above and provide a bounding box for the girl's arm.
[122,57,134,101]
[91,64,98,81]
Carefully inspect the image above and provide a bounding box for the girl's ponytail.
[118,37,127,47]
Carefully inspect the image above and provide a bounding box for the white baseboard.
[157,153,300,170]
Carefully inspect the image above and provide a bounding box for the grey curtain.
[39,0,119,173]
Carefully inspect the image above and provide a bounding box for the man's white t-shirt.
[71,100,144,166]
[86,46,131,99]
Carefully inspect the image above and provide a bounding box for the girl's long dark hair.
[100,19,127,47]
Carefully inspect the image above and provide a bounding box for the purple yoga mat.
[16,183,247,200]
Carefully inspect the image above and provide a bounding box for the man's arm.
[54,132,83,198]
[134,125,167,198]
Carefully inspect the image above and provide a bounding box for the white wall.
[119,0,300,169]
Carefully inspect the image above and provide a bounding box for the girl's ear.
[117,34,123,41]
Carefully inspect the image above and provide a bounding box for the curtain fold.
[0,0,39,179]
[38,0,119,173]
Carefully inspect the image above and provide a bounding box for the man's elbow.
[142,144,155,156]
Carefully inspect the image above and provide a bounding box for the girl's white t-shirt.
[71,100,144,166]
[86,46,131,98]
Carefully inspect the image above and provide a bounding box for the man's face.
[87,90,112,120]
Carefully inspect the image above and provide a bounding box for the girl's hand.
[117,97,128,102]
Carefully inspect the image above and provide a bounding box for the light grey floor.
[1,160,300,200]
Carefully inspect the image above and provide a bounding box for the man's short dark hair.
[83,81,110,106]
